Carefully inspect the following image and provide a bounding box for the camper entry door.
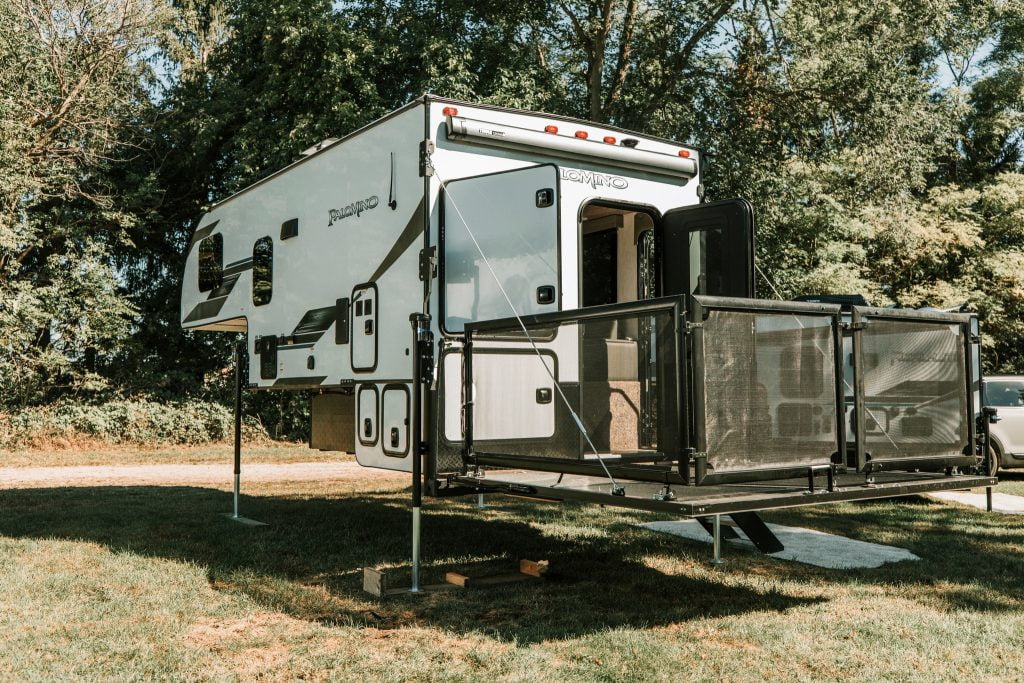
[660,199,755,298]
[440,164,566,450]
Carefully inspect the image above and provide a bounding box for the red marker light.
[678,149,691,158]
[442,106,458,117]
[603,136,616,144]
[544,125,558,134]
[575,130,589,139]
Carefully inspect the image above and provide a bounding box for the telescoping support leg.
[711,514,723,565]
[224,339,266,526]
[232,340,242,518]
[408,313,433,593]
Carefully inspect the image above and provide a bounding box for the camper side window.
[252,236,273,306]
[198,234,223,292]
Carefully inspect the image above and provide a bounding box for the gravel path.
[0,462,404,488]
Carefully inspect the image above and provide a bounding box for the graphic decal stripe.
[292,306,337,335]
[272,376,328,387]
[276,342,316,351]
[188,221,219,250]
[367,197,425,283]
[223,258,253,275]
[183,298,229,323]
[184,259,252,324]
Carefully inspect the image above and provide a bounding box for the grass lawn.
[0,454,1022,680]
[994,470,1024,497]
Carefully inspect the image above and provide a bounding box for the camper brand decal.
[560,168,629,190]
[328,196,379,226]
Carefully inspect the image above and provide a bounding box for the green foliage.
[0,0,166,404]
[0,397,267,448]
[2,0,1024,420]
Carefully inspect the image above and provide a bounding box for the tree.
[0,0,166,404]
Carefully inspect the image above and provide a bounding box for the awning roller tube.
[446,116,699,180]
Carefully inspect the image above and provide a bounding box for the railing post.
[462,329,474,471]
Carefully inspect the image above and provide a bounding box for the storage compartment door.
[381,385,410,456]
[442,164,560,332]
[357,385,378,446]
[472,352,555,441]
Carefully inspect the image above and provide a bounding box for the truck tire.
[986,444,1001,478]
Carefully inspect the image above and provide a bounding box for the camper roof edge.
[207,94,705,211]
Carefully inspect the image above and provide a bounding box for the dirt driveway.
[0,462,406,488]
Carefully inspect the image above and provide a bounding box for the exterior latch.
[685,322,703,334]
[419,140,435,177]
[842,320,868,331]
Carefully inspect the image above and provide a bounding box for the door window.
[661,199,755,298]
[443,165,559,332]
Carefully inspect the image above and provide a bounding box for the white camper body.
[181,96,705,473]
[181,95,995,562]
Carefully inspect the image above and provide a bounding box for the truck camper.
[182,96,996,573]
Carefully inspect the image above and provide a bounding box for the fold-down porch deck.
[454,470,997,516]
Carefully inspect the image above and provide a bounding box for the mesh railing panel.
[860,319,969,461]
[699,309,838,473]
[468,307,679,461]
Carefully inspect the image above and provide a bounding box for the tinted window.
[987,380,1024,407]
[252,236,273,306]
[198,233,223,292]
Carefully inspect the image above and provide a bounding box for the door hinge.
[419,140,435,177]
[842,320,868,331]
[419,246,437,281]
[685,322,703,334]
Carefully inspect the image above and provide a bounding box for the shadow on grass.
[0,484,823,642]
[767,494,1024,613]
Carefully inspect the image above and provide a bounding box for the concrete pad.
[928,489,1024,514]
[640,520,919,569]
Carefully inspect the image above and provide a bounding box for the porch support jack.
[408,313,435,594]
[711,514,723,565]
[697,511,784,558]
[224,340,266,526]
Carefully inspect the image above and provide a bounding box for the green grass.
[995,470,1024,496]
[0,457,1022,680]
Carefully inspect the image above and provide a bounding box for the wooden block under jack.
[519,559,549,577]
[445,571,471,588]
[442,559,550,589]
[362,567,457,597]
[363,567,387,596]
